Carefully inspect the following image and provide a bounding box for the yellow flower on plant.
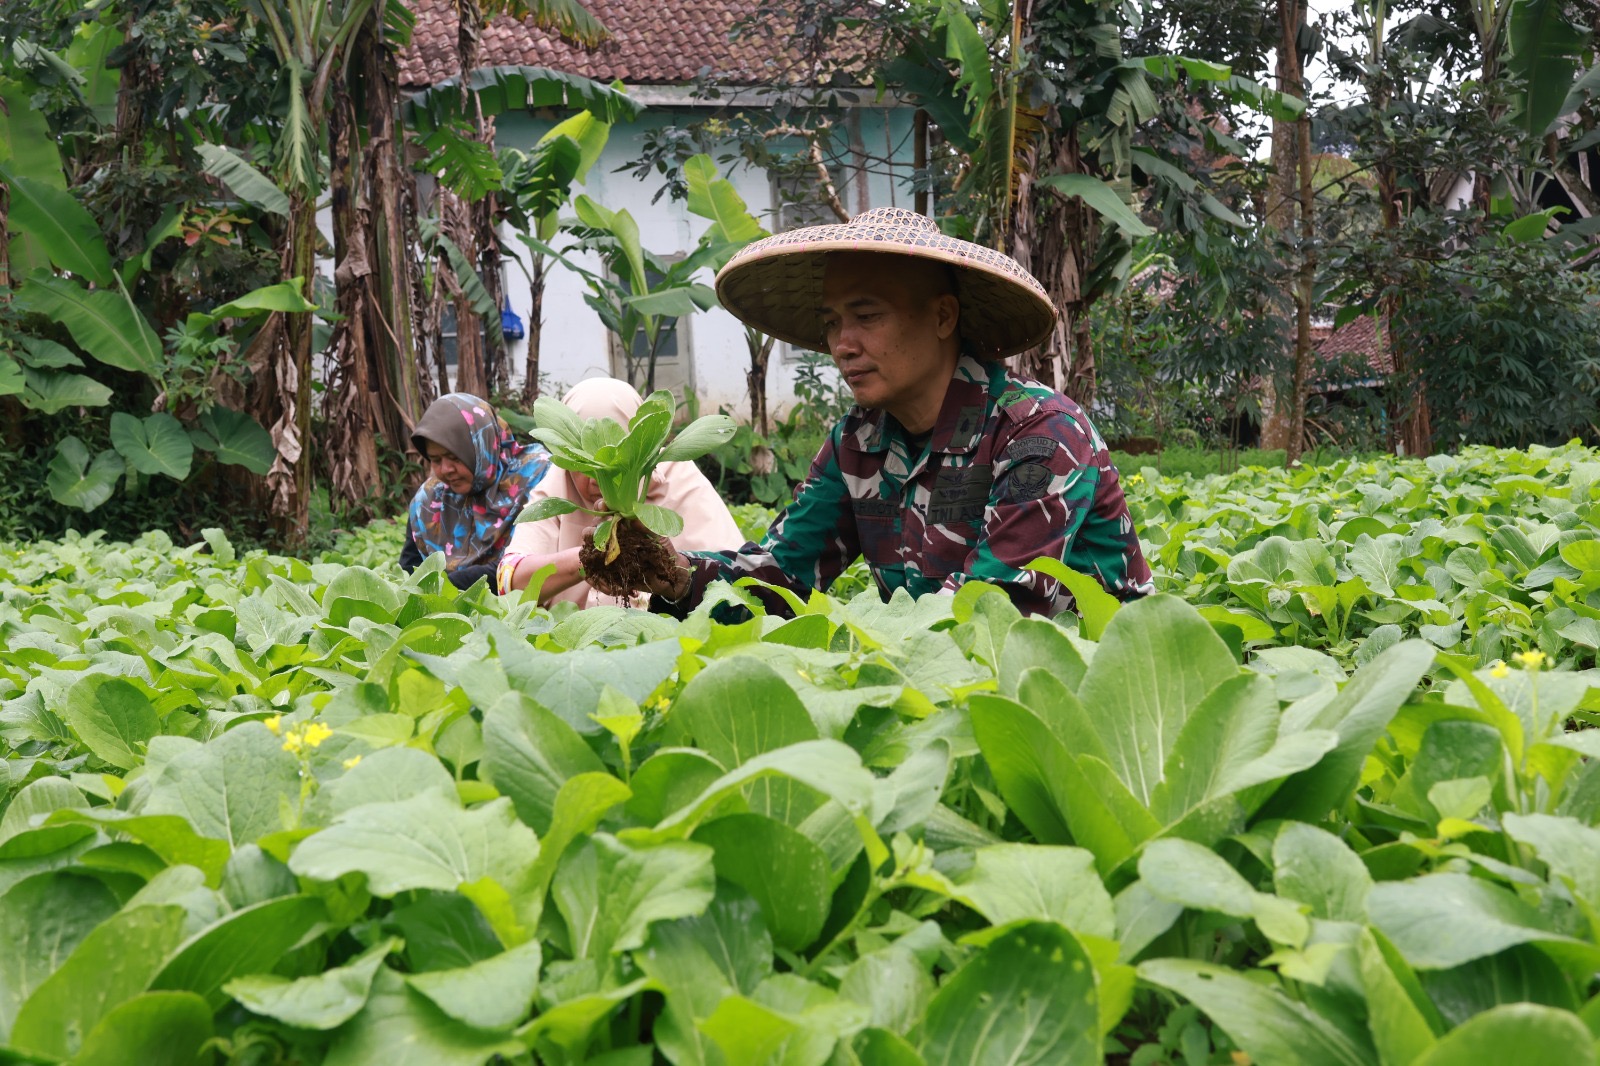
[265,714,283,735]
[1514,649,1547,670]
[343,755,363,770]
[302,722,333,748]
[1489,660,1510,679]
[1333,508,1344,517]
[1128,473,1143,484]
[282,731,303,754]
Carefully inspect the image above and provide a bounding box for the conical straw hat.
[714,207,1057,359]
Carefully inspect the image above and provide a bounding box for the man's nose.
[830,323,860,357]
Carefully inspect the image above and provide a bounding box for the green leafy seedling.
[518,389,736,562]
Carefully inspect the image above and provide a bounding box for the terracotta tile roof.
[399,0,837,89]
[1314,314,1393,381]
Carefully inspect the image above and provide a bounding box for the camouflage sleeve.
[945,407,1100,615]
[654,426,859,617]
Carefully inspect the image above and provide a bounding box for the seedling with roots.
[517,389,736,563]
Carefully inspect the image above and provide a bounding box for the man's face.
[424,445,474,495]
[820,253,958,423]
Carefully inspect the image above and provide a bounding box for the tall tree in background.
[1258,0,1314,460]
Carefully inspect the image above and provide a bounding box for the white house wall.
[495,104,918,417]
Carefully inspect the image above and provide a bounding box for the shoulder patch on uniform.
[1006,436,1058,463]
[1005,461,1054,502]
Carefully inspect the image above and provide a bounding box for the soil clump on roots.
[580,517,676,598]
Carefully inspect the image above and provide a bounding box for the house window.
[770,165,838,234]
[607,257,695,398]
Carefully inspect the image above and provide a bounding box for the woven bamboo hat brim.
[715,207,1057,359]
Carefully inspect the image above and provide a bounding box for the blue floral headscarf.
[407,393,551,572]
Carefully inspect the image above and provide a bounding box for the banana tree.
[681,154,773,432]
[497,107,614,403]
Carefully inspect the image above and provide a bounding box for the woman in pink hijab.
[496,377,744,607]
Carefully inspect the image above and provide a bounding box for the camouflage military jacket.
[672,355,1154,617]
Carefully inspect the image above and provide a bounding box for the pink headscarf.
[500,378,744,607]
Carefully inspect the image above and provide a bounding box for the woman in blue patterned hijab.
[400,392,551,590]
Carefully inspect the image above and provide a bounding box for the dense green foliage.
[3,446,1600,1065]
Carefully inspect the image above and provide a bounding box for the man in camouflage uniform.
[638,207,1153,618]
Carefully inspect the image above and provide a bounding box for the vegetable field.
[3,445,1600,1066]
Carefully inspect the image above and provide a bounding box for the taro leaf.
[70,991,212,1066]
[1367,872,1587,970]
[1259,639,1436,823]
[1411,1003,1594,1066]
[0,171,113,285]
[694,813,831,952]
[480,691,605,835]
[11,276,160,375]
[61,674,158,770]
[0,872,119,1040]
[142,723,302,850]
[0,354,21,398]
[919,921,1101,1066]
[322,967,524,1066]
[19,366,112,414]
[188,406,276,474]
[288,793,537,898]
[8,904,187,1061]
[551,834,715,960]
[953,844,1115,939]
[46,435,124,512]
[109,412,193,480]
[406,940,542,1031]
[151,895,326,1007]
[1138,958,1374,1066]
[1273,821,1372,923]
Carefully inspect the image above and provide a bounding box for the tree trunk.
[747,328,775,435]
[251,187,317,546]
[1259,0,1304,453]
[1010,120,1093,404]
[1288,100,1315,463]
[522,256,546,403]
[324,74,384,508]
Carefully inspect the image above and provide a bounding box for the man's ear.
[933,293,960,340]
